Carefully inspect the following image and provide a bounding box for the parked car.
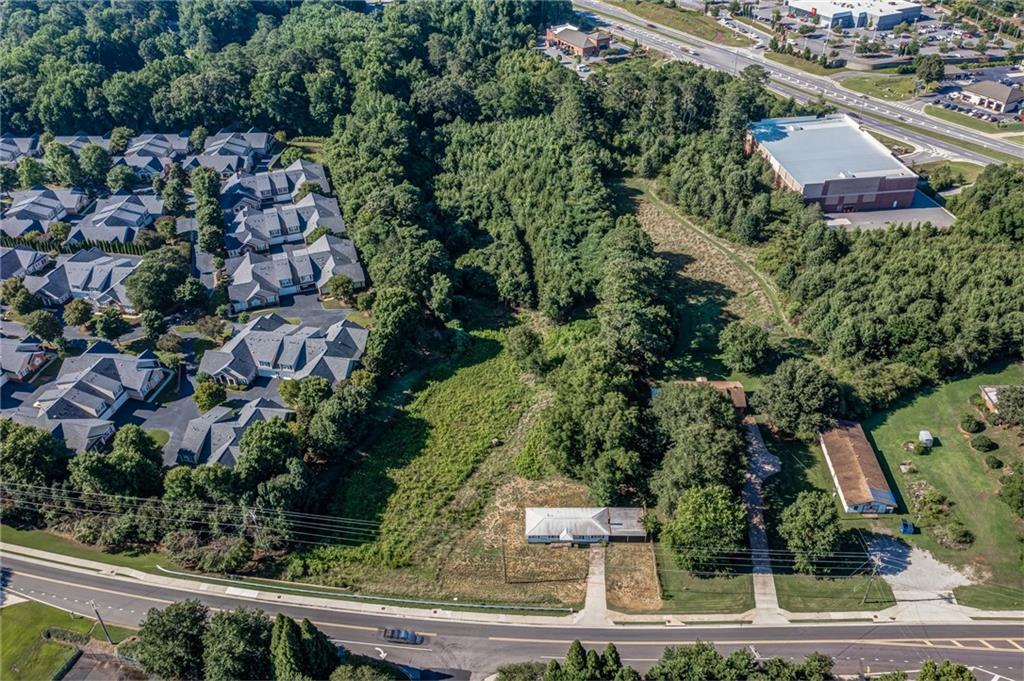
[380,629,424,645]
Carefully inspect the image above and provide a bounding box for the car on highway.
[380,628,424,645]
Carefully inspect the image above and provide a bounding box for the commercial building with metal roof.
[524,507,646,544]
[747,114,918,212]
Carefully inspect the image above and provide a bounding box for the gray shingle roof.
[225,234,365,307]
[12,342,170,451]
[0,246,50,279]
[176,397,293,467]
[23,248,140,309]
[226,193,345,254]
[197,313,368,385]
[69,193,164,243]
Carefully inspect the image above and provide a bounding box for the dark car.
[380,628,424,645]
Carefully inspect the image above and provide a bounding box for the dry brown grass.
[440,477,594,606]
[635,199,773,324]
[606,542,663,612]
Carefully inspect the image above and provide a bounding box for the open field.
[293,326,598,606]
[625,178,800,389]
[1008,135,1024,146]
[775,574,895,612]
[863,363,1024,609]
[842,75,918,101]
[924,104,1024,134]
[604,0,753,47]
[760,430,898,612]
[0,601,135,681]
[764,51,846,76]
[606,542,663,612]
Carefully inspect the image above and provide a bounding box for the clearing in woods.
[626,177,794,389]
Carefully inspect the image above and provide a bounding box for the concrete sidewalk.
[3,542,1022,627]
[743,420,786,624]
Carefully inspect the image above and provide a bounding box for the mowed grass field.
[0,601,135,681]
[652,545,755,614]
[843,75,919,101]
[912,160,985,188]
[604,0,753,47]
[863,363,1024,609]
[0,524,173,573]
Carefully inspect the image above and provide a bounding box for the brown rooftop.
[819,420,896,510]
[683,377,747,411]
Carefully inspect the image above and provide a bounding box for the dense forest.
[3,0,1022,583]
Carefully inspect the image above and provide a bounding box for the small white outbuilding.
[919,430,934,448]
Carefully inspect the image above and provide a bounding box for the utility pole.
[89,600,113,644]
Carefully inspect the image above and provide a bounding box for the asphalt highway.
[3,554,1022,679]
[572,0,1024,165]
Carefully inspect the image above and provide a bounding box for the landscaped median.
[924,104,1024,134]
[842,75,919,101]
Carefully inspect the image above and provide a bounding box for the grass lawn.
[862,363,1024,610]
[924,104,1024,134]
[911,160,985,188]
[603,0,752,47]
[652,546,755,614]
[1,525,175,573]
[0,601,136,681]
[1007,135,1024,146]
[146,429,170,448]
[172,323,197,334]
[775,574,895,612]
[842,75,919,101]
[761,431,897,612]
[764,51,845,77]
[866,130,916,155]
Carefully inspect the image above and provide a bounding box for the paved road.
[573,0,1023,165]
[3,555,1022,679]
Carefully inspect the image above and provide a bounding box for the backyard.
[863,363,1024,609]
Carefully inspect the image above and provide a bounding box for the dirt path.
[633,179,797,336]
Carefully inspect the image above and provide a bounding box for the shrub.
[912,441,930,456]
[959,414,983,433]
[355,290,375,311]
[73,516,102,544]
[970,434,997,452]
[985,455,1004,470]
